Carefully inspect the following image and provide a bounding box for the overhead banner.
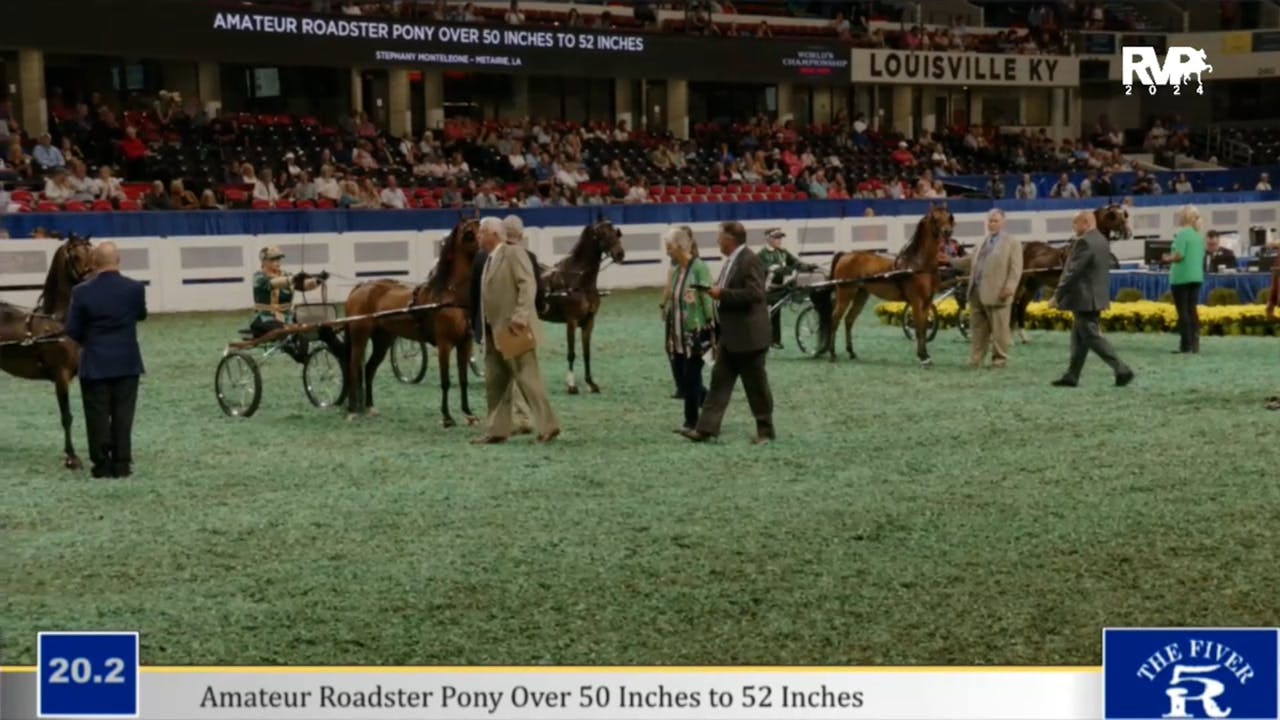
[850,49,1079,87]
[0,0,849,84]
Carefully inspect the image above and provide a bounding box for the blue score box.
[37,632,140,719]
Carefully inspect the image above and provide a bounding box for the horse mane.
[426,223,463,295]
[898,215,930,267]
[568,222,602,264]
[38,243,69,315]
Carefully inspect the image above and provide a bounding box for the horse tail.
[829,251,846,279]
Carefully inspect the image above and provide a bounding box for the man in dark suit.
[1049,211,1134,388]
[1205,230,1237,272]
[682,221,775,444]
[64,241,148,478]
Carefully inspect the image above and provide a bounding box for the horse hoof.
[567,385,580,395]
[588,384,601,394]
[65,456,82,470]
[345,413,361,422]
[365,407,380,418]
[465,415,480,426]
[921,358,934,369]
[442,417,457,429]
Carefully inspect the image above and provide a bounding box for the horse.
[538,219,626,394]
[826,206,955,366]
[0,233,95,469]
[1011,203,1131,342]
[336,218,480,426]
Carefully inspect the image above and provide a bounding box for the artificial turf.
[3,289,1278,666]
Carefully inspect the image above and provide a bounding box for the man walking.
[502,214,546,435]
[1050,210,1135,388]
[473,217,559,444]
[682,221,775,445]
[64,241,148,478]
[953,208,1022,368]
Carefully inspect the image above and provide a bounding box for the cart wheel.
[901,305,940,342]
[957,309,970,339]
[215,351,262,418]
[469,351,484,378]
[303,346,348,409]
[794,305,823,356]
[390,337,428,384]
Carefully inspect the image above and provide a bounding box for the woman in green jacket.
[663,226,716,432]
[1163,205,1207,354]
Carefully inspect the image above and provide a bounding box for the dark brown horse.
[0,233,95,469]
[538,219,626,393]
[1012,203,1131,342]
[337,218,479,426]
[827,206,955,366]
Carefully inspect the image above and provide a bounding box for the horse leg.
[56,375,82,470]
[583,313,600,393]
[911,293,932,367]
[346,326,368,420]
[456,338,478,425]
[436,340,456,428]
[565,319,580,394]
[827,289,851,362]
[844,290,871,360]
[363,332,390,417]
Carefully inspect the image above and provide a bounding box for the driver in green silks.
[758,228,818,349]
[250,245,327,362]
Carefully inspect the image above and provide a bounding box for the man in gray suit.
[682,221,775,444]
[1050,210,1135,387]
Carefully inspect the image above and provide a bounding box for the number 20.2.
[48,657,126,684]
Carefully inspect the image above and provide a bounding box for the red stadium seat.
[118,199,140,211]
[36,201,61,212]
[295,200,316,210]
[63,201,88,212]
[11,190,33,204]
[91,200,114,212]
[316,199,336,209]
[274,199,295,209]
[795,192,809,200]
[251,200,271,209]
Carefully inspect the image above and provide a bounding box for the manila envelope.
[495,324,536,359]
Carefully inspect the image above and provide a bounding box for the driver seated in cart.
[250,245,328,362]
[758,228,823,349]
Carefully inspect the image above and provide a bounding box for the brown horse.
[826,206,955,366]
[0,233,95,469]
[337,218,480,426]
[1012,203,1131,342]
[538,219,626,394]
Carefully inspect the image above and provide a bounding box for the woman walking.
[662,226,716,433]
[1163,205,1206,354]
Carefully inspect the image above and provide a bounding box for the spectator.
[6,136,31,178]
[169,179,199,209]
[1080,171,1096,198]
[566,7,584,27]
[1205,230,1238,272]
[291,171,319,202]
[199,189,222,210]
[90,167,125,204]
[284,152,304,179]
[808,170,829,199]
[441,179,463,208]
[316,165,342,201]
[118,127,150,179]
[59,137,84,167]
[891,141,914,167]
[986,174,1005,199]
[67,162,96,202]
[505,0,524,24]
[33,133,66,173]
[339,180,365,208]
[254,169,281,203]
[625,177,650,204]
[474,181,502,208]
[142,180,172,210]
[1172,173,1194,194]
[1095,171,1115,197]
[1016,174,1038,199]
[1050,173,1079,198]
[1163,205,1206,354]
[380,175,408,208]
[1258,173,1273,191]
[43,168,75,203]
[755,20,772,37]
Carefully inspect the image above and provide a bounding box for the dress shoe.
[514,425,534,436]
[1050,377,1078,387]
[680,428,712,442]
[470,435,508,445]
[536,428,561,444]
[1115,370,1135,387]
[111,465,132,479]
[90,466,112,479]
[750,435,774,445]
[674,426,693,434]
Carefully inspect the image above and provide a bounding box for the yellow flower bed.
[875,299,1277,336]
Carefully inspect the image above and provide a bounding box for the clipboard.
[494,323,536,359]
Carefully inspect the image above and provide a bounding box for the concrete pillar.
[1068,88,1082,142]
[969,93,983,127]
[422,69,444,130]
[776,81,794,122]
[891,85,913,137]
[388,68,411,138]
[666,78,689,139]
[921,88,937,133]
[197,61,222,116]
[350,67,363,113]
[1051,88,1066,142]
[17,49,46,137]
[614,78,633,132]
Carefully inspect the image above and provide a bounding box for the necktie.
[974,234,997,289]
[480,251,495,342]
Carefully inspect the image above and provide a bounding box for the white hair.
[479,216,505,237]
[987,208,1005,220]
[1177,204,1205,233]
[663,226,694,253]
[502,214,526,246]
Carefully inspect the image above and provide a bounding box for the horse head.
[38,233,94,316]
[1096,203,1132,240]
[61,233,95,283]
[592,218,626,265]
[427,218,481,297]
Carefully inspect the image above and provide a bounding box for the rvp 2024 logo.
[1122,46,1214,95]
[1103,628,1279,720]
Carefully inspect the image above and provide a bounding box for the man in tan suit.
[952,209,1023,368]
[502,215,533,435]
[473,217,560,444]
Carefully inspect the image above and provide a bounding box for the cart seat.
[238,328,254,340]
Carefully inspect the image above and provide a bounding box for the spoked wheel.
[901,305,940,343]
[390,337,428,384]
[303,346,348,409]
[215,351,262,417]
[469,350,484,378]
[794,305,823,357]
[957,309,970,339]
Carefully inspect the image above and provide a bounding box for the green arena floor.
[3,289,1279,666]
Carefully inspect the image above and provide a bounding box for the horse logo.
[1122,46,1214,95]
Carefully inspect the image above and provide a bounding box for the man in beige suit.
[952,209,1023,368]
[473,217,560,444]
[502,215,534,435]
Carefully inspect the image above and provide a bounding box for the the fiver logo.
[1103,628,1279,720]
[1122,46,1214,95]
